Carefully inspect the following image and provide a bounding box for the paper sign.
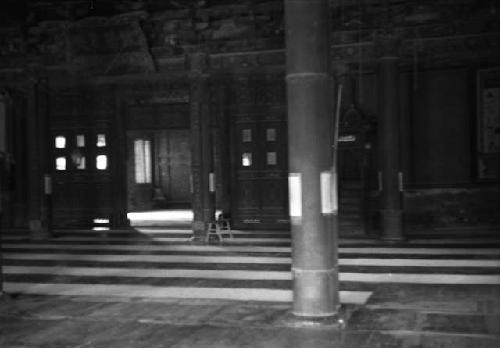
[288,173,302,218]
[321,171,333,214]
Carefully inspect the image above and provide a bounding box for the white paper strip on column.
[144,140,152,183]
[209,172,215,192]
[321,171,333,214]
[44,175,52,195]
[288,173,302,218]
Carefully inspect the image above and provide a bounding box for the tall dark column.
[213,80,231,215]
[0,93,7,294]
[26,78,50,239]
[112,87,130,229]
[377,36,404,241]
[285,0,340,318]
[0,153,5,294]
[12,92,27,227]
[189,52,215,240]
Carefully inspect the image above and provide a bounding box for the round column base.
[380,209,404,242]
[292,267,340,317]
[280,311,345,329]
[29,219,50,240]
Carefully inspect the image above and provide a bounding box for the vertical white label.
[44,174,52,195]
[321,171,333,214]
[209,172,215,192]
[288,173,302,218]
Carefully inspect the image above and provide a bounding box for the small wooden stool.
[205,218,232,243]
[217,218,233,239]
[206,221,223,243]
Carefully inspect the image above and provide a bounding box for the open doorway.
[126,129,192,226]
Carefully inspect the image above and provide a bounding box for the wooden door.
[231,118,289,229]
[51,130,113,228]
[338,137,364,181]
[155,129,191,208]
[127,129,191,211]
[127,131,154,211]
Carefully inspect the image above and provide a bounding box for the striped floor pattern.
[2,228,500,304]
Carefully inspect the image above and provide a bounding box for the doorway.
[127,129,191,212]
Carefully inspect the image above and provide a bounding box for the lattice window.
[55,157,67,170]
[96,155,107,170]
[97,134,106,147]
[242,152,252,167]
[55,136,66,149]
[76,134,85,147]
[134,139,152,183]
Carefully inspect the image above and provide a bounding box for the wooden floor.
[1,227,500,347]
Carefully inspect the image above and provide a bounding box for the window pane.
[242,129,252,142]
[134,140,145,183]
[96,155,107,170]
[242,153,252,167]
[134,139,152,183]
[144,140,152,183]
[76,135,85,147]
[97,134,106,147]
[76,156,86,170]
[266,128,276,142]
[56,157,66,170]
[267,152,277,165]
[55,136,66,149]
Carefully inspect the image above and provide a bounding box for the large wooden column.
[112,87,130,229]
[26,78,50,239]
[0,153,5,294]
[0,92,7,294]
[212,80,231,215]
[377,36,404,241]
[11,92,27,227]
[285,0,340,318]
[189,52,215,240]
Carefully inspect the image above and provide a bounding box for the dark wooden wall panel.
[228,74,289,229]
[49,83,115,228]
[412,69,471,185]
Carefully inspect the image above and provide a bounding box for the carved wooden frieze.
[49,85,116,124]
[0,27,25,56]
[0,0,499,75]
[127,103,189,130]
[67,13,154,74]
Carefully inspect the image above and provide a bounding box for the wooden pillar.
[0,154,5,294]
[0,92,9,228]
[26,78,50,239]
[285,0,340,318]
[213,79,231,216]
[11,92,27,227]
[377,35,404,241]
[0,92,7,293]
[112,87,130,229]
[189,52,215,240]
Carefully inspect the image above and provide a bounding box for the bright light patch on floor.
[127,210,194,222]
[92,227,110,231]
[127,210,222,224]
